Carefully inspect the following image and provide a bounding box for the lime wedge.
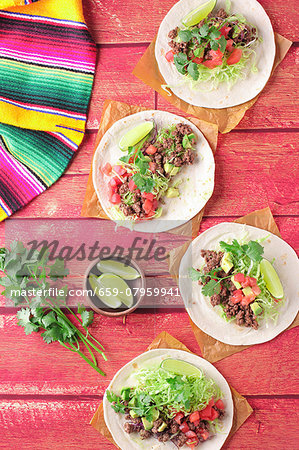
[260,259,284,299]
[88,274,122,309]
[98,273,133,308]
[160,359,202,377]
[97,259,140,281]
[119,122,154,151]
[182,0,216,27]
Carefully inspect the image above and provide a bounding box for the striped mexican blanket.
[0,0,96,220]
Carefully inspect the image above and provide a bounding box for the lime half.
[98,273,133,308]
[161,359,202,377]
[119,122,154,151]
[260,259,284,299]
[97,259,140,281]
[88,274,122,309]
[182,0,216,27]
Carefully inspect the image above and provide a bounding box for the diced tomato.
[146,145,157,155]
[165,50,174,62]
[128,178,137,192]
[142,199,153,214]
[185,431,197,439]
[152,198,158,211]
[145,210,156,218]
[109,177,122,189]
[252,285,261,296]
[230,289,243,304]
[149,161,156,172]
[102,162,112,175]
[193,57,203,64]
[203,49,223,69]
[242,276,252,288]
[220,25,231,39]
[109,193,121,204]
[241,294,255,306]
[248,276,257,287]
[200,404,212,420]
[200,430,209,441]
[227,48,242,65]
[215,399,225,410]
[234,272,245,283]
[209,408,219,421]
[186,438,199,449]
[142,192,154,201]
[179,421,190,434]
[174,412,184,424]
[192,420,200,427]
[113,165,127,176]
[226,39,234,52]
[189,411,200,423]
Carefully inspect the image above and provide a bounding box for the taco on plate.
[103,349,233,449]
[93,111,215,233]
[179,222,299,345]
[155,0,275,108]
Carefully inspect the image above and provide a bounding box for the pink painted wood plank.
[1,398,298,449]
[83,0,299,43]
[86,45,155,130]
[156,46,299,130]
[0,312,298,396]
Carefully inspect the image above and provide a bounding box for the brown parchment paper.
[132,33,292,134]
[168,207,299,363]
[90,331,253,448]
[81,99,218,238]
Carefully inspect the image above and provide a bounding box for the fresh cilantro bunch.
[0,241,107,375]
[174,24,227,80]
[119,146,155,193]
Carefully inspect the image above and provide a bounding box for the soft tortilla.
[92,110,215,233]
[179,222,299,345]
[155,0,276,109]
[103,348,233,450]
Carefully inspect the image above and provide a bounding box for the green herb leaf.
[202,279,221,297]
[187,61,199,80]
[188,267,203,281]
[49,258,69,281]
[191,29,202,43]
[132,173,155,193]
[80,309,94,328]
[179,29,192,42]
[174,53,188,75]
[17,308,40,335]
[209,27,221,40]
[218,35,227,53]
[199,24,210,37]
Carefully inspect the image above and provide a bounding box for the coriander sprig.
[0,241,107,375]
[188,267,231,297]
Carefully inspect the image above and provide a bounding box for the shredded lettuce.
[131,367,223,418]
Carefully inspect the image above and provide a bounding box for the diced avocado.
[128,397,137,408]
[166,187,179,198]
[129,410,139,419]
[120,387,131,402]
[164,163,174,174]
[250,302,263,316]
[170,166,180,176]
[242,286,254,296]
[183,133,196,149]
[221,252,233,274]
[158,422,168,432]
[142,417,154,430]
[231,275,242,290]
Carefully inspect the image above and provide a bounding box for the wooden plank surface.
[1,398,298,449]
[0,312,298,396]
[1,0,298,449]
[83,0,299,43]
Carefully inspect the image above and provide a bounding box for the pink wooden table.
[0,0,298,448]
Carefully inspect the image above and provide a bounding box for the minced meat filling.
[199,249,259,329]
[168,8,257,57]
[122,410,222,446]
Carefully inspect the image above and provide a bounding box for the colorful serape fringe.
[0,0,96,220]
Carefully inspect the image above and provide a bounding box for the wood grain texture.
[156,46,299,130]
[83,0,299,44]
[1,398,298,449]
[87,46,155,130]
[0,312,298,396]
